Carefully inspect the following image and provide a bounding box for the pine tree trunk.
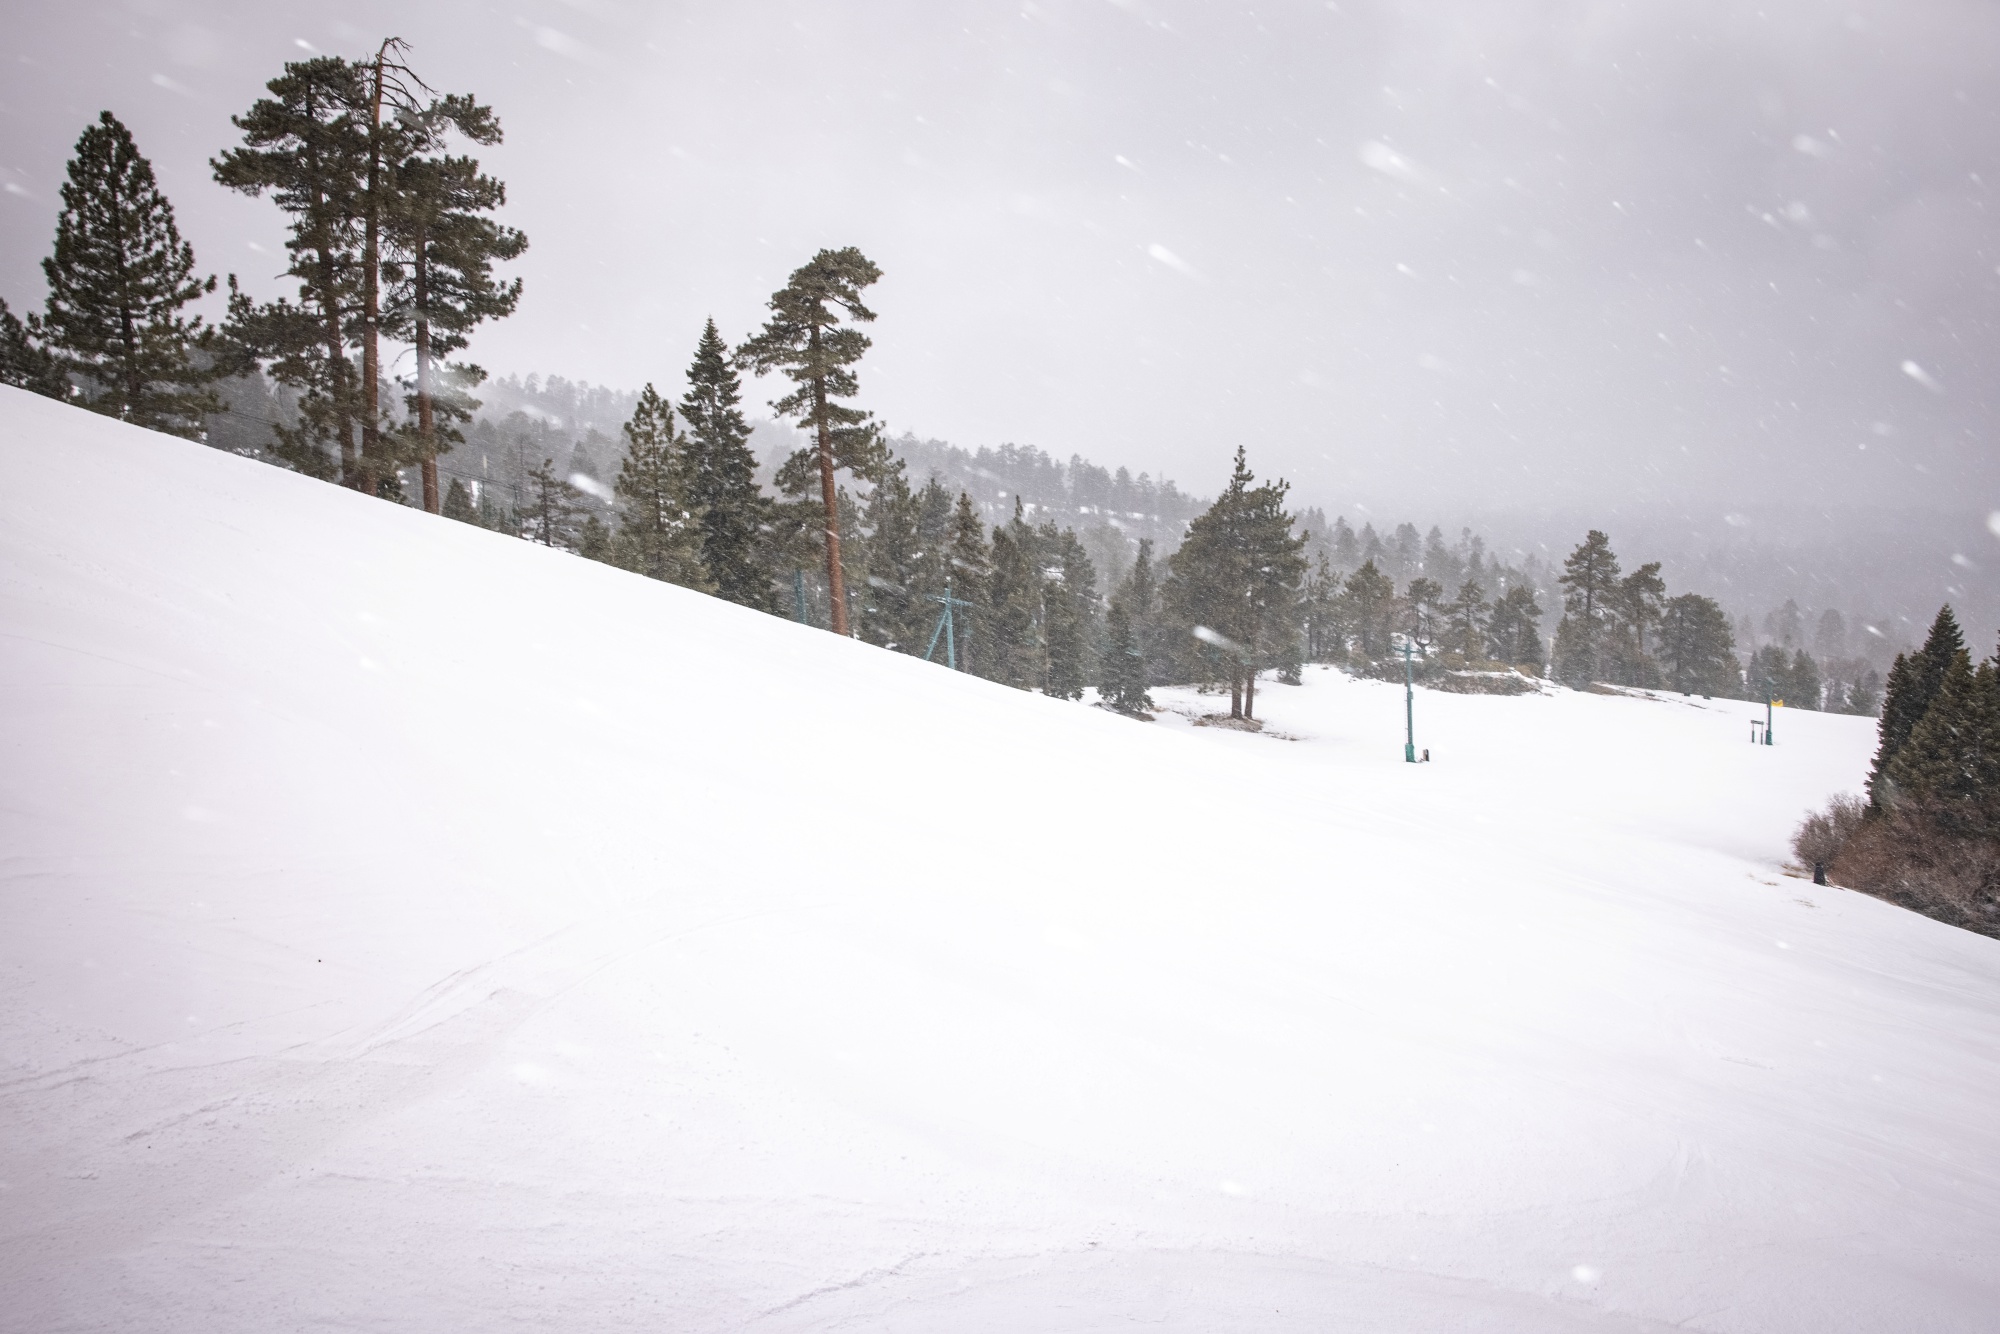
[809,327,849,636]
[116,199,144,417]
[316,249,353,484]
[304,89,355,487]
[358,44,389,498]
[1230,673,1242,718]
[415,234,438,514]
[1245,667,1256,720]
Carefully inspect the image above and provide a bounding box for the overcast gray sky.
[5,0,1998,523]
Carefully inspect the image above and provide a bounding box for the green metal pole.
[944,578,957,671]
[1765,685,1774,746]
[1404,640,1417,763]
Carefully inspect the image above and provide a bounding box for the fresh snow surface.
[2,384,1996,1332]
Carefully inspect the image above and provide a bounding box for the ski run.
[2,385,1997,1332]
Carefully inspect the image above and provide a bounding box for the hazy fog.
[5,2,1998,575]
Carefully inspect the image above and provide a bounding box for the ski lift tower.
[1394,622,1433,763]
[924,577,975,671]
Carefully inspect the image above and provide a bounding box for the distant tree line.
[1795,607,2000,938]
[0,39,1902,728]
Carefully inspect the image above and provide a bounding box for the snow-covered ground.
[2,385,1996,1332]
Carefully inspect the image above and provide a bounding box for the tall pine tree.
[1555,530,1621,685]
[214,56,370,481]
[40,112,221,437]
[384,94,524,512]
[679,318,772,610]
[1161,447,1304,719]
[736,248,887,636]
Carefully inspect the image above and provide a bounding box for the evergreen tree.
[1788,648,1823,711]
[1605,560,1666,685]
[1160,447,1305,719]
[1422,525,1455,586]
[1405,576,1445,640]
[1340,560,1397,661]
[214,56,370,481]
[945,491,991,674]
[441,476,478,524]
[834,485,869,630]
[859,463,924,650]
[1846,668,1884,718]
[1765,599,1804,649]
[765,497,829,624]
[1486,583,1546,669]
[1659,593,1737,695]
[1040,525,1099,699]
[1869,606,1968,808]
[40,112,221,437]
[576,512,614,562]
[612,385,710,588]
[1122,537,1159,672]
[1390,522,1421,584]
[1888,650,2000,838]
[1303,551,1341,661]
[1555,529,1621,684]
[0,298,68,399]
[984,499,1043,689]
[910,475,956,615]
[520,457,580,548]
[1615,562,1667,657]
[383,95,524,512]
[1100,599,1152,714]
[736,247,887,635]
[1448,580,1489,661]
[1228,454,1306,717]
[476,482,509,532]
[1331,516,1360,571]
[679,318,773,610]
[1746,645,1789,702]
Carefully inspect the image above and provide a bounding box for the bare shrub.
[1792,793,1867,868]
[1830,807,2000,940]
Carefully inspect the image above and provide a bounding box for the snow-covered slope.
[1,385,1995,1333]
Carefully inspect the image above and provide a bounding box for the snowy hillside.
[2,385,1996,1333]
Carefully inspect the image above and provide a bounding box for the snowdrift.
[1,385,1996,1333]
